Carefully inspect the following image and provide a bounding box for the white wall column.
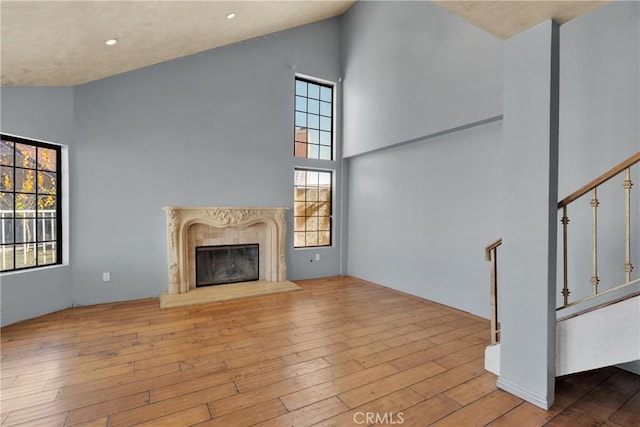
[499,20,560,409]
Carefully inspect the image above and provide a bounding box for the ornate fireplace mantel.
[163,206,288,294]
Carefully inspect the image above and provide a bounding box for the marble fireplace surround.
[163,207,289,297]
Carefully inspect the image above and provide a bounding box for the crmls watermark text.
[353,412,405,425]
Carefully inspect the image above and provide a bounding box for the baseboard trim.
[497,377,552,410]
[617,360,640,375]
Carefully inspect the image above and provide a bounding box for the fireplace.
[196,244,259,287]
[163,207,288,294]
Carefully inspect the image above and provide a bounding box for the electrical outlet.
[102,272,111,282]
[315,253,320,261]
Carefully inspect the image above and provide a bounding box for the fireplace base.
[159,280,301,308]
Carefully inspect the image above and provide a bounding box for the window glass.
[294,77,333,160]
[293,169,332,248]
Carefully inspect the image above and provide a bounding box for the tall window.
[294,169,332,248]
[294,77,333,160]
[0,135,62,271]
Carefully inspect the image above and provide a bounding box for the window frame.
[293,168,333,249]
[294,76,335,161]
[0,134,63,272]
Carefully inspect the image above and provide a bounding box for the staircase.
[556,288,639,376]
[485,152,640,378]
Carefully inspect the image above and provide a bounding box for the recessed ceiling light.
[226,12,236,20]
[105,38,118,46]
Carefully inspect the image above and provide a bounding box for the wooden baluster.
[561,206,570,306]
[623,168,633,283]
[591,187,600,295]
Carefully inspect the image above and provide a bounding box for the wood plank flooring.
[1,276,639,426]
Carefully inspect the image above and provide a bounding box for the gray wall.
[347,121,502,317]
[0,87,74,326]
[3,1,637,341]
[341,1,502,158]
[342,0,503,318]
[0,18,344,323]
[558,1,640,303]
[71,18,344,306]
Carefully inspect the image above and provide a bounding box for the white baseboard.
[485,344,501,376]
[497,377,552,410]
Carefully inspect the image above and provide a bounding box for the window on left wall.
[0,134,62,272]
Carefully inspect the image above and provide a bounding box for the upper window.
[0,135,62,272]
[294,77,334,160]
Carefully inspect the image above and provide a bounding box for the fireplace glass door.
[195,244,259,287]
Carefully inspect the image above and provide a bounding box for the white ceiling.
[0,0,355,86]
[434,0,610,40]
[0,0,610,87]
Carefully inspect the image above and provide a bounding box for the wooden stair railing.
[558,152,640,309]
[485,238,502,344]
[484,152,640,341]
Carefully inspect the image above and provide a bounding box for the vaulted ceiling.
[0,1,610,87]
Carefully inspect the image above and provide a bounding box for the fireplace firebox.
[195,244,259,287]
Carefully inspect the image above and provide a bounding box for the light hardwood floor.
[1,276,639,426]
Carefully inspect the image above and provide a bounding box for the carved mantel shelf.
[163,206,288,294]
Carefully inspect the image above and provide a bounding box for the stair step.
[556,293,640,376]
